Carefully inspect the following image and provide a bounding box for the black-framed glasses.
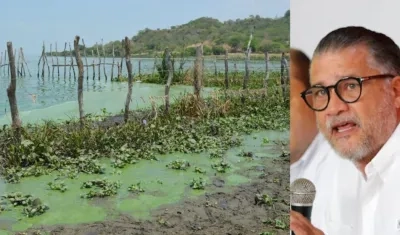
[300,74,395,111]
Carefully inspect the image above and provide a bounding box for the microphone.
[290,178,316,235]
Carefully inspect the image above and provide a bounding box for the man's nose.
[324,90,349,116]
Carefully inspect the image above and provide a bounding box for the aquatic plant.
[48,181,68,192]
[0,86,288,183]
[166,159,190,170]
[80,178,122,198]
[211,159,231,173]
[128,182,145,193]
[189,177,206,190]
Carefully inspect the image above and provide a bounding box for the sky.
[0,0,289,56]
[291,0,400,58]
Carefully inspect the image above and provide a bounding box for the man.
[290,26,400,235]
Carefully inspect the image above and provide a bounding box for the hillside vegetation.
[50,10,289,58]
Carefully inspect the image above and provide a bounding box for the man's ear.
[391,76,400,108]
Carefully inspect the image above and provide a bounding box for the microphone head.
[290,178,316,206]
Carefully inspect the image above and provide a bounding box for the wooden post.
[243,39,252,90]
[152,55,157,80]
[74,36,85,128]
[164,48,174,113]
[50,44,55,78]
[55,42,60,79]
[101,39,107,81]
[224,49,229,89]
[7,50,9,77]
[193,45,203,98]
[16,49,20,77]
[37,45,43,78]
[91,50,95,80]
[123,37,133,123]
[41,44,46,78]
[82,39,89,80]
[19,48,26,77]
[264,51,269,90]
[63,42,67,79]
[44,43,50,78]
[111,44,115,80]
[138,60,141,78]
[214,56,217,76]
[6,42,22,140]
[69,43,76,80]
[118,40,124,79]
[96,42,101,80]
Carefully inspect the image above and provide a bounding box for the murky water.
[0,130,288,233]
[0,55,276,126]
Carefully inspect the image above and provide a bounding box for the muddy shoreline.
[21,154,289,235]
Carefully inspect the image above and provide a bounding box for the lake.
[0,55,280,125]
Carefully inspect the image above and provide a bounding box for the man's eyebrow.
[309,81,324,87]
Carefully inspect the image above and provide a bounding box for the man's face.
[310,45,398,162]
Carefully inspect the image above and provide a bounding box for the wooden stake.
[264,51,269,89]
[43,43,50,78]
[74,36,85,127]
[50,44,55,78]
[224,49,229,89]
[138,60,141,78]
[111,44,115,80]
[55,43,60,79]
[96,42,100,80]
[82,39,89,80]
[124,37,133,123]
[91,50,95,80]
[164,48,174,113]
[6,41,22,140]
[63,42,67,79]
[101,39,107,81]
[16,49,20,77]
[69,43,76,79]
[193,45,203,98]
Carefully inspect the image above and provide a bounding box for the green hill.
[51,10,289,58]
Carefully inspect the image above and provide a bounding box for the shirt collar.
[364,123,400,182]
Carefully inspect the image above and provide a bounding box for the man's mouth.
[332,122,357,134]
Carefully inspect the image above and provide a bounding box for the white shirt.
[290,124,400,235]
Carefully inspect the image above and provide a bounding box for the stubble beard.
[317,96,397,162]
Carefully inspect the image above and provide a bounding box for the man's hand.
[290,210,324,235]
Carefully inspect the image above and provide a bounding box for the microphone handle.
[291,205,313,235]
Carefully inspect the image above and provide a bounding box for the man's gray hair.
[313,26,400,75]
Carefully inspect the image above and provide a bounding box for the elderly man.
[290,26,400,235]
